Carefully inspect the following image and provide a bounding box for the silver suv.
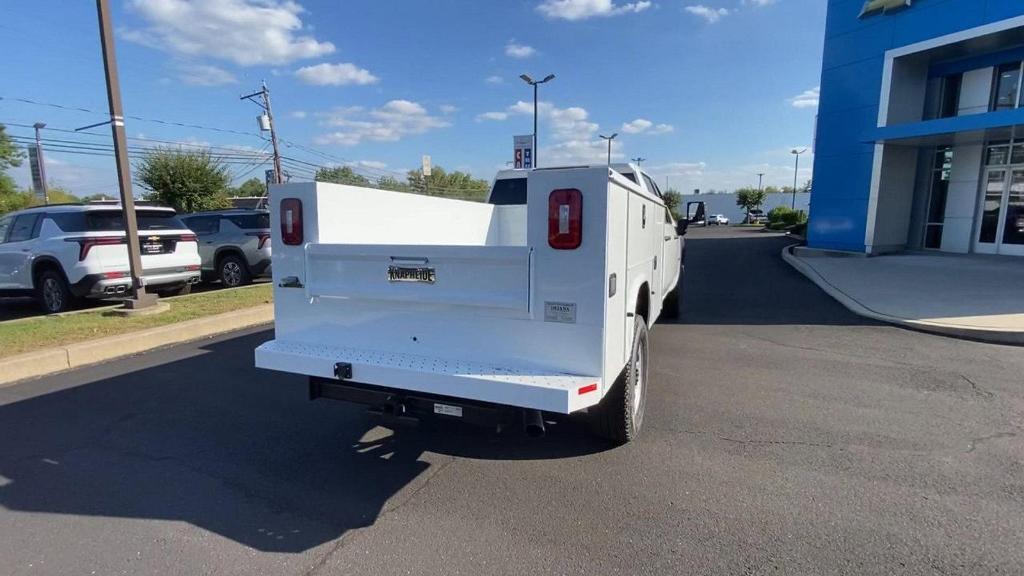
[181,209,271,288]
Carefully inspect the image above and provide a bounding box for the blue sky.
[1,0,825,197]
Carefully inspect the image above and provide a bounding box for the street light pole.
[33,122,48,204]
[791,148,807,209]
[632,157,645,168]
[757,172,765,193]
[599,133,618,165]
[96,0,154,309]
[520,73,555,168]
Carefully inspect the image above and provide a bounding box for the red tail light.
[66,236,125,261]
[280,198,303,246]
[548,189,582,250]
[179,234,198,243]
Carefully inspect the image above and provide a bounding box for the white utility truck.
[255,164,687,443]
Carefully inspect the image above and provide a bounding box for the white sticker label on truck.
[434,403,463,417]
[544,302,577,324]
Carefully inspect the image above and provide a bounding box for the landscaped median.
[0,283,274,386]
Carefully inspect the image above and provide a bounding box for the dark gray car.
[181,210,271,288]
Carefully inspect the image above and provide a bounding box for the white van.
[255,164,686,443]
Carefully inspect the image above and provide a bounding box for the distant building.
[812,2,1024,257]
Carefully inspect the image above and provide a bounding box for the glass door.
[1001,169,1024,255]
[976,169,1006,254]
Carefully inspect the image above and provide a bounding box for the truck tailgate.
[255,340,602,414]
[304,244,532,313]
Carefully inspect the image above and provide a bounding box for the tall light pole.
[632,157,645,168]
[757,172,765,193]
[791,148,808,209]
[520,73,555,168]
[599,133,618,165]
[33,122,48,204]
[96,0,153,309]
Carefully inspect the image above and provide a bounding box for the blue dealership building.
[810,0,1024,257]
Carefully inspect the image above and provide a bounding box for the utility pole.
[791,149,808,209]
[95,0,154,309]
[33,122,49,204]
[242,81,282,184]
[757,172,765,193]
[599,133,618,165]
[520,74,555,168]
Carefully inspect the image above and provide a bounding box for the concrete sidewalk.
[784,246,1024,345]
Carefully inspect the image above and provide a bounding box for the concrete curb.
[781,245,1024,346]
[0,304,274,387]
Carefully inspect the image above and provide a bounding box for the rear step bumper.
[255,339,602,414]
[310,377,519,428]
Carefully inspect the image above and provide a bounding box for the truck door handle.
[664,236,672,241]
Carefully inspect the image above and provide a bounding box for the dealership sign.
[860,0,911,18]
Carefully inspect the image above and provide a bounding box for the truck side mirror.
[676,220,688,236]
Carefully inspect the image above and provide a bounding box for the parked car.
[744,209,767,225]
[180,209,271,288]
[709,214,730,226]
[0,204,201,313]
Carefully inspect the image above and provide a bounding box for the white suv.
[0,204,202,313]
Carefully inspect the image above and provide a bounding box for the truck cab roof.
[488,163,663,205]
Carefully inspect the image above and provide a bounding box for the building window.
[939,73,962,118]
[992,62,1024,111]
[923,147,953,250]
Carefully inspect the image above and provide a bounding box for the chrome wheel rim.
[222,262,242,286]
[43,278,63,312]
[632,339,645,420]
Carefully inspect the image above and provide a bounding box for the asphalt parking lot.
[1,227,1022,575]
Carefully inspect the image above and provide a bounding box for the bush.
[767,206,807,230]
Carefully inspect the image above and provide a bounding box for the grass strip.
[0,284,272,359]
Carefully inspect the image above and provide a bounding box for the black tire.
[36,269,77,314]
[589,315,649,444]
[218,254,251,288]
[157,283,192,298]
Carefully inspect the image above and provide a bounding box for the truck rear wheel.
[589,315,648,444]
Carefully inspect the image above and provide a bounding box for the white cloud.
[742,0,776,6]
[356,160,389,170]
[313,100,450,146]
[485,75,504,84]
[505,100,614,165]
[177,63,237,86]
[290,110,308,119]
[295,62,379,86]
[124,0,335,66]
[537,0,652,21]
[621,118,674,135]
[790,86,820,109]
[684,5,730,23]
[505,41,536,59]
[440,105,459,115]
[476,111,510,122]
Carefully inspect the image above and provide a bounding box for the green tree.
[377,175,410,193]
[135,148,232,213]
[43,186,80,204]
[735,187,768,223]
[315,166,371,186]
[80,193,117,203]
[231,177,267,197]
[662,189,682,220]
[407,166,489,202]
[0,124,26,198]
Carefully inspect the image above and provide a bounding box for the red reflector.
[102,271,128,280]
[578,383,598,395]
[548,189,582,250]
[280,198,303,246]
[185,264,201,271]
[257,232,271,249]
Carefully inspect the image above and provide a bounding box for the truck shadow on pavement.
[0,330,611,553]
